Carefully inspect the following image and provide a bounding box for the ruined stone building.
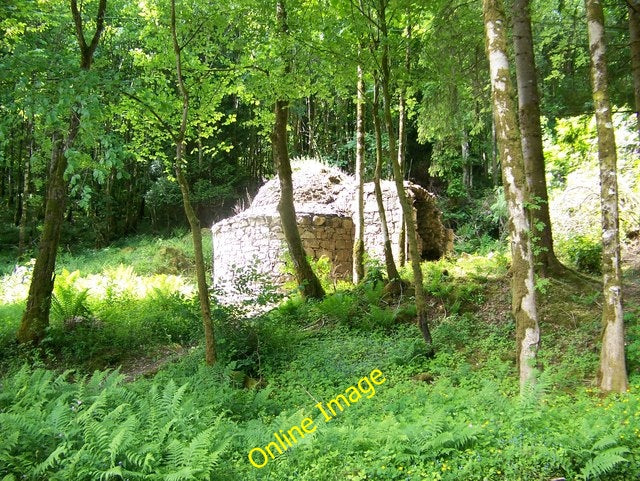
[211,161,451,293]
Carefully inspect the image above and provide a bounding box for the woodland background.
[1,0,640,479]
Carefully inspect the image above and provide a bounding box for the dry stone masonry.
[211,160,451,294]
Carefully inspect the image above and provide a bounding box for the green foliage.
[440,188,506,254]
[421,261,485,314]
[2,235,640,480]
[0,236,206,370]
[228,259,285,307]
[557,235,603,275]
[0,367,229,480]
[544,115,596,187]
[625,309,640,375]
[51,270,91,323]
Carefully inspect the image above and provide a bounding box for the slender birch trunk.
[378,0,432,348]
[274,0,325,300]
[397,25,411,268]
[585,0,628,392]
[484,0,540,391]
[353,65,366,284]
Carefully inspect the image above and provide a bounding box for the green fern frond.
[85,370,111,394]
[47,398,74,436]
[183,427,215,470]
[163,466,197,481]
[161,380,178,412]
[592,435,619,451]
[169,384,189,414]
[97,466,123,481]
[77,390,108,422]
[32,443,68,476]
[108,414,138,466]
[165,438,185,469]
[52,280,90,322]
[580,446,630,480]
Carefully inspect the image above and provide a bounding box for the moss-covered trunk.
[484,0,540,391]
[512,0,565,277]
[585,0,628,392]
[17,0,107,344]
[372,77,400,284]
[273,0,324,301]
[378,2,432,348]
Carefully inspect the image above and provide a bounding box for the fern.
[32,443,69,476]
[51,270,91,322]
[0,366,230,480]
[580,446,630,480]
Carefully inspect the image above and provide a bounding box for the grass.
[1,234,639,480]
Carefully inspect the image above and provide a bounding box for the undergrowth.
[1,235,639,480]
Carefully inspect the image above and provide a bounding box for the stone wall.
[212,210,353,293]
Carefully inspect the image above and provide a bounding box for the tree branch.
[120,90,178,143]
[70,0,107,68]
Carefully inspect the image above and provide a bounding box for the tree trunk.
[512,0,565,277]
[18,120,33,256]
[274,0,325,300]
[585,0,628,392]
[378,1,432,348]
[397,29,410,268]
[484,0,540,391]
[171,0,217,365]
[307,95,315,156]
[491,117,499,186]
[462,129,472,190]
[13,126,27,227]
[17,0,107,345]
[629,0,640,142]
[353,65,366,284]
[372,78,400,284]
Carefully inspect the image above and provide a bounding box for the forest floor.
[1,234,639,480]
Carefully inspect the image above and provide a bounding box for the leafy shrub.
[558,235,602,274]
[422,261,485,314]
[314,292,358,325]
[228,258,284,307]
[363,305,396,330]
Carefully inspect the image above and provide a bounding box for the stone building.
[211,161,451,293]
